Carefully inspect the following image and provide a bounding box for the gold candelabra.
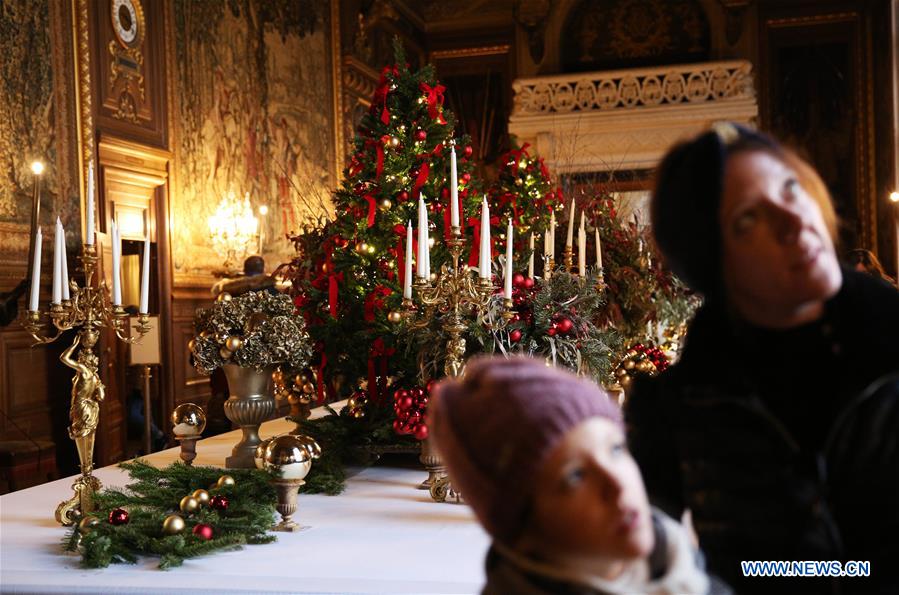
[401,226,511,501]
[23,243,151,526]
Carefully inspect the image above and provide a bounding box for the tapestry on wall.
[170,0,335,282]
[0,0,79,274]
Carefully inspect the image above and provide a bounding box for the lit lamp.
[208,191,259,275]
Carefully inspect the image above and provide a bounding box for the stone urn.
[222,364,276,468]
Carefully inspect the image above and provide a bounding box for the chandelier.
[208,191,259,274]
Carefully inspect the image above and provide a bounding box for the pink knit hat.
[429,355,623,545]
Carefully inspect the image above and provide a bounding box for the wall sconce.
[208,191,258,275]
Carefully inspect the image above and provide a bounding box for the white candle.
[60,220,69,301]
[140,235,150,314]
[51,218,62,304]
[566,199,576,248]
[578,219,586,277]
[479,197,491,279]
[449,145,459,228]
[550,211,556,260]
[417,196,429,279]
[404,221,413,299]
[29,226,42,311]
[112,220,122,306]
[595,227,603,269]
[528,233,535,278]
[504,218,514,299]
[86,162,95,246]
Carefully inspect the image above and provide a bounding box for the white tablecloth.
[0,410,489,594]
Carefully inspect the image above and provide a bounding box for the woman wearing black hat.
[626,123,899,594]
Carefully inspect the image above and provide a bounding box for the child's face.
[525,417,654,561]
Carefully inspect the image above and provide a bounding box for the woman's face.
[720,151,842,326]
[526,418,654,561]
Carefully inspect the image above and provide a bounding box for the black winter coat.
[626,269,899,594]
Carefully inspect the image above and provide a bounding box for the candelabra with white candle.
[563,199,576,272]
[22,162,153,527]
[398,191,513,500]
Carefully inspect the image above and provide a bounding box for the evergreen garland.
[63,461,277,569]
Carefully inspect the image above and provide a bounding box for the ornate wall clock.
[111,0,145,49]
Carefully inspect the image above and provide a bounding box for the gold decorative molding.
[331,0,344,183]
[430,45,511,60]
[765,12,859,27]
[72,0,94,243]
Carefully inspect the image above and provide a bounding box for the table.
[0,409,490,594]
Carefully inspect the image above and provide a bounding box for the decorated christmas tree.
[282,41,483,403]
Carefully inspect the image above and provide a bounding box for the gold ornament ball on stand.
[171,403,206,437]
[179,495,200,514]
[162,514,186,535]
[171,403,206,466]
[191,489,210,506]
[264,434,321,532]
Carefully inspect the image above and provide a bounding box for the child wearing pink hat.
[430,356,724,595]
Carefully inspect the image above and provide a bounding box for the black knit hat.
[651,122,780,299]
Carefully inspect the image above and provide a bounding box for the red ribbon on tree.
[375,66,398,125]
[419,82,446,124]
[364,285,393,322]
[364,194,377,227]
[507,143,531,174]
[411,161,430,200]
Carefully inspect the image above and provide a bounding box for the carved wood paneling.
[91,0,168,147]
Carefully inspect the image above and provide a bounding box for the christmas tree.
[283,41,484,402]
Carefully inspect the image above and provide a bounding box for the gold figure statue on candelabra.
[23,243,151,525]
[402,226,511,500]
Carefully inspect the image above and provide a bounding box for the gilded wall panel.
[169,0,335,282]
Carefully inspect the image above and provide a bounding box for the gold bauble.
[216,292,232,303]
[187,338,197,352]
[225,336,244,352]
[200,330,213,339]
[179,495,200,514]
[389,136,400,148]
[620,375,633,389]
[623,359,636,371]
[262,435,318,480]
[191,489,210,506]
[615,367,628,378]
[302,382,315,394]
[293,374,305,386]
[78,516,100,534]
[355,242,367,254]
[381,199,392,209]
[162,514,186,535]
[635,360,653,373]
[272,370,283,383]
[219,347,233,360]
[216,474,236,488]
[387,310,402,323]
[171,402,207,436]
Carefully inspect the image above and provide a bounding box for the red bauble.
[512,273,525,287]
[510,329,523,343]
[400,396,414,411]
[210,495,229,512]
[108,508,129,525]
[414,129,427,142]
[333,236,348,248]
[426,379,435,394]
[460,172,471,183]
[547,327,556,336]
[393,420,404,433]
[557,318,574,334]
[397,190,410,202]
[192,523,214,540]
[354,182,367,195]
[523,277,535,289]
[413,424,429,440]
[463,145,473,158]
